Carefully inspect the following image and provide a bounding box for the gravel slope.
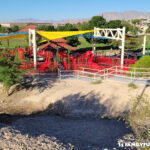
[0,115,134,150]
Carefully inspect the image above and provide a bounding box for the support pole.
[68,45,70,70]
[57,46,59,65]
[93,27,96,55]
[121,27,126,67]
[93,38,96,55]
[28,29,31,47]
[29,29,37,69]
[143,35,147,55]
[33,30,37,69]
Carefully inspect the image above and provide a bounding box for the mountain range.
[99,11,150,21]
[2,11,150,24]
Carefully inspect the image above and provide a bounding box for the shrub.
[0,50,24,95]
[130,56,150,72]
[128,95,150,149]
[128,82,137,89]
[91,80,102,84]
[129,56,150,78]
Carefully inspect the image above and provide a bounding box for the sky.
[0,0,150,22]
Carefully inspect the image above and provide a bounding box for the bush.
[0,50,24,95]
[130,56,150,70]
[128,95,150,148]
[91,80,102,84]
[125,40,141,50]
[130,56,150,77]
[128,82,137,89]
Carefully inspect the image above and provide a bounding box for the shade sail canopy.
[0,32,28,40]
[37,30,94,41]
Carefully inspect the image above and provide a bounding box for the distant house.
[40,38,76,52]
[18,25,36,32]
[0,23,12,28]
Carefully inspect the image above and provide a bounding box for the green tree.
[38,25,55,31]
[57,25,66,31]
[0,25,7,33]
[106,20,123,28]
[111,40,121,49]
[122,21,140,35]
[0,50,24,95]
[88,16,106,29]
[146,23,150,33]
[79,22,90,30]
[81,16,107,44]
[131,19,141,25]
[11,25,19,32]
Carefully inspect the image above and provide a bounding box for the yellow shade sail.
[37,30,94,40]
[0,33,27,40]
[38,36,48,44]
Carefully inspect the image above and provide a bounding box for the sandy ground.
[0,78,150,117]
[0,78,149,149]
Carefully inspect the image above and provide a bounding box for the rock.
[9,83,20,95]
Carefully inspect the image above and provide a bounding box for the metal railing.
[59,69,103,81]
[59,66,150,84]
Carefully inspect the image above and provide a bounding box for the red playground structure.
[0,45,137,76]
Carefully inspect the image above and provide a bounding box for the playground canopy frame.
[29,27,126,68]
[93,27,126,67]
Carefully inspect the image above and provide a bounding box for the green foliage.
[66,36,80,47]
[79,22,90,30]
[128,95,150,147]
[0,25,9,33]
[147,44,150,50]
[56,25,66,31]
[131,19,141,25]
[80,17,123,45]
[106,20,123,28]
[125,40,140,50]
[0,50,24,92]
[38,25,55,31]
[91,80,102,84]
[82,16,107,44]
[111,40,121,49]
[76,37,111,51]
[122,21,140,35]
[88,16,106,29]
[11,25,19,32]
[146,23,150,34]
[128,82,137,89]
[129,56,150,78]
[130,56,150,72]
[0,38,28,49]
[0,25,19,33]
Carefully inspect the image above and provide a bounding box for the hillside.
[1,11,150,25]
[99,11,150,21]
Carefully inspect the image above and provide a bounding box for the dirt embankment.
[0,79,149,118]
[0,79,145,149]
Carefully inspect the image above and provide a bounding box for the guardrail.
[59,70,104,81]
[59,66,150,84]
